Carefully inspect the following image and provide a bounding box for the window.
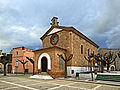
[50,34,59,45]
[71,70,74,74]
[81,45,83,54]
[59,57,63,70]
[16,51,18,55]
[16,59,18,66]
[88,49,89,56]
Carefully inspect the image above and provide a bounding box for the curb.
[56,78,120,86]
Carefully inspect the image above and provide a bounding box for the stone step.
[39,72,48,75]
[29,74,53,79]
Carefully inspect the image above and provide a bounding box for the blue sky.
[0,0,120,53]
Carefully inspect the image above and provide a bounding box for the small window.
[88,49,89,56]
[59,57,63,70]
[16,59,18,66]
[16,51,18,55]
[81,45,83,54]
[72,70,74,74]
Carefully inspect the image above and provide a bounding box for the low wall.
[78,73,97,80]
[67,66,94,77]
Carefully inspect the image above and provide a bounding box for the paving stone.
[29,83,59,89]
[96,85,120,90]
[47,80,74,85]
[9,87,30,90]
[0,75,119,90]
[70,82,98,89]
[0,83,16,89]
[52,86,84,90]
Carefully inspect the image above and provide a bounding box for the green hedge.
[96,74,120,81]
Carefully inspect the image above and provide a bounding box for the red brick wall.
[42,30,69,49]
[72,32,98,67]
[42,30,98,67]
[34,47,66,77]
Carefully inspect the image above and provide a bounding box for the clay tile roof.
[13,46,33,51]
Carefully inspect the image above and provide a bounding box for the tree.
[0,54,12,76]
[94,51,117,72]
[57,53,73,78]
[105,51,117,72]
[117,51,120,58]
[17,60,28,75]
[94,53,107,73]
[84,53,94,81]
[26,57,34,75]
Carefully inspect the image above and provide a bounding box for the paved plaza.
[0,75,119,90]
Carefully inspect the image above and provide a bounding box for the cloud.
[0,24,43,53]
[0,0,120,53]
[106,25,120,48]
[0,0,10,8]
[95,0,120,32]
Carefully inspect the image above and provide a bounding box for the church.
[33,17,99,77]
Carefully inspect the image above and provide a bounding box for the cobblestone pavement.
[0,75,119,90]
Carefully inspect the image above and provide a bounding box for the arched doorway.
[41,57,47,72]
[110,65,115,71]
[38,53,51,70]
[111,66,115,71]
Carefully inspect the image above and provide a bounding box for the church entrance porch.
[34,47,66,77]
[41,57,47,72]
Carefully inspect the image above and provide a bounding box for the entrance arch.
[38,53,51,70]
[41,57,47,72]
[110,65,115,71]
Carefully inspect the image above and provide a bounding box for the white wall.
[48,28,62,35]
[67,66,94,77]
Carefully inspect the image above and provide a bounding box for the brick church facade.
[33,17,99,77]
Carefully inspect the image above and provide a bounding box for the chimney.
[51,17,59,26]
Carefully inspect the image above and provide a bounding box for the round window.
[50,34,59,45]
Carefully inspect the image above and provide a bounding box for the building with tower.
[33,17,99,77]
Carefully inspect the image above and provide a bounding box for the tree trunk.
[107,64,109,72]
[4,63,7,76]
[65,61,67,78]
[90,63,93,81]
[23,64,25,75]
[101,62,104,73]
[33,63,34,75]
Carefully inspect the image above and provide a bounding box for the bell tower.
[51,17,59,26]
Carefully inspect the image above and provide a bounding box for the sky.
[0,0,120,53]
